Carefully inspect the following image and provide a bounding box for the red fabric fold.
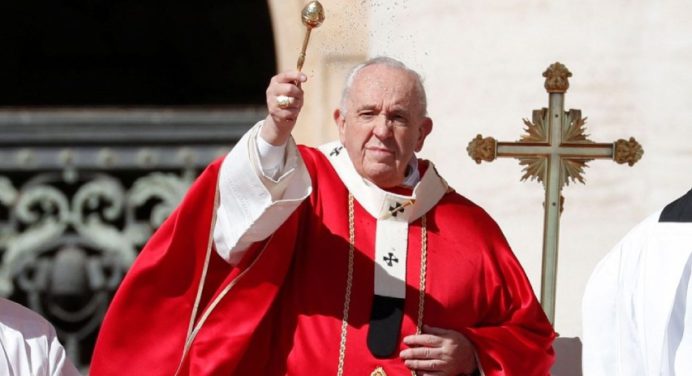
[91,148,555,376]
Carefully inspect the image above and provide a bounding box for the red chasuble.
[91,146,555,375]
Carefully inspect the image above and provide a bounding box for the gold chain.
[337,195,428,376]
[416,214,428,334]
[411,214,428,376]
[336,194,356,376]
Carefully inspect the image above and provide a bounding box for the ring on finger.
[276,95,295,109]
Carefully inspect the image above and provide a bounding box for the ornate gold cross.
[467,62,643,323]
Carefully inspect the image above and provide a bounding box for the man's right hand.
[261,71,308,146]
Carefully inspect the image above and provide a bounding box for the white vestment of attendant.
[0,298,81,376]
[582,210,692,375]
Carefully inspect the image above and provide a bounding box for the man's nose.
[372,116,393,138]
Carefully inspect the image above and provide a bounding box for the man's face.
[334,65,433,188]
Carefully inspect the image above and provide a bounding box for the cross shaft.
[467,62,643,323]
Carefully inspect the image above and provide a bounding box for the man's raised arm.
[213,72,312,264]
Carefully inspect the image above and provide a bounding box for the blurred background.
[0,0,275,371]
[1,1,691,374]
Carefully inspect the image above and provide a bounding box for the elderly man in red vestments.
[92,57,555,375]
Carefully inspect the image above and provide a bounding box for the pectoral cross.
[388,203,405,217]
[467,62,644,323]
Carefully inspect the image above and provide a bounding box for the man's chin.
[362,169,402,189]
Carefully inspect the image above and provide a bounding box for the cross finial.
[543,62,572,93]
[614,137,645,166]
[467,134,498,164]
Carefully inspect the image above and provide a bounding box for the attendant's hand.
[262,71,308,146]
[400,325,477,376]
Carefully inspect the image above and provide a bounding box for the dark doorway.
[0,0,276,106]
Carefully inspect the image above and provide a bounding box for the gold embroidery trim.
[336,194,356,376]
[411,214,428,376]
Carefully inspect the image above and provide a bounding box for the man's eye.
[359,112,375,119]
[390,115,407,123]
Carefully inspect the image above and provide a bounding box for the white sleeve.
[212,121,312,265]
[47,328,81,376]
[581,244,625,375]
[582,216,654,376]
[256,135,288,180]
[674,259,692,374]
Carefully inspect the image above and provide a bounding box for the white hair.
[339,56,428,116]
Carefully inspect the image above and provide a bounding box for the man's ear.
[334,108,346,143]
[415,117,433,152]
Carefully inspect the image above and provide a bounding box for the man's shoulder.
[296,143,338,175]
[434,191,501,230]
[296,144,323,159]
[0,298,56,339]
[437,190,491,215]
[659,189,692,222]
[297,142,337,161]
